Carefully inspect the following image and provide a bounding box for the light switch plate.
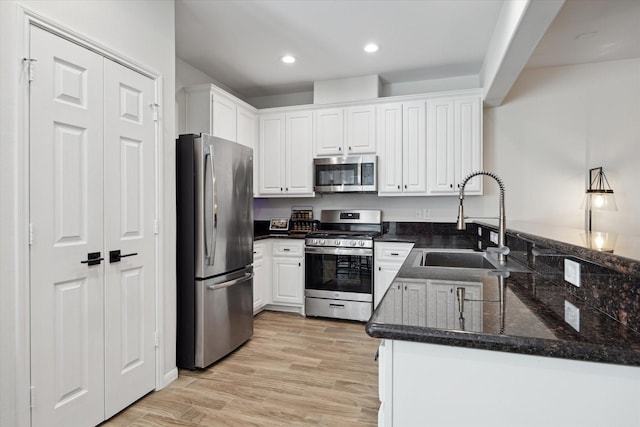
[564,259,581,287]
[564,300,580,331]
[477,227,482,236]
[489,231,498,244]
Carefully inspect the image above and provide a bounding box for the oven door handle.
[304,246,373,256]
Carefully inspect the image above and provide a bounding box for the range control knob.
[319,239,325,245]
[350,240,356,246]
[359,241,366,247]
[335,240,341,246]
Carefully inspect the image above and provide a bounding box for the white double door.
[29,26,156,427]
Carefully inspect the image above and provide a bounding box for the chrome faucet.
[456,171,509,263]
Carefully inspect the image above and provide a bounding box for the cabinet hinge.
[154,332,159,348]
[30,386,35,409]
[149,103,160,122]
[28,223,33,245]
[153,219,159,235]
[23,58,37,82]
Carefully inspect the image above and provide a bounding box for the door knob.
[109,250,138,263]
[81,252,104,266]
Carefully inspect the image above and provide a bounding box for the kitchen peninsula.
[368,222,640,427]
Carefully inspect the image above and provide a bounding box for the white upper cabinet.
[183,84,256,148]
[377,103,403,194]
[427,93,482,195]
[455,95,483,194]
[212,92,237,141]
[314,105,376,156]
[258,111,313,197]
[314,108,344,155]
[377,101,427,195]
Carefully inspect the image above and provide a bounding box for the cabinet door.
[346,105,376,154]
[237,105,256,149]
[425,281,456,329]
[376,103,403,194]
[314,108,345,156]
[237,105,258,195]
[212,93,237,141]
[259,113,286,194]
[184,87,213,135]
[402,282,428,326]
[402,102,427,193]
[253,257,266,312]
[375,262,404,308]
[272,257,304,305]
[285,111,314,194]
[426,98,455,194]
[455,95,482,194]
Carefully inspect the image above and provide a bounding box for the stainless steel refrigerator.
[176,133,254,369]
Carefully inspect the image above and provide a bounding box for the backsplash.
[474,223,640,334]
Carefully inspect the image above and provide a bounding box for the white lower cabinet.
[374,242,414,308]
[254,238,305,315]
[379,339,640,427]
[425,279,482,331]
[253,240,270,313]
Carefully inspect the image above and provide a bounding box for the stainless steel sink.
[412,249,532,273]
[421,251,498,269]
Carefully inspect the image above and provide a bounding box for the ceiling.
[175,0,640,101]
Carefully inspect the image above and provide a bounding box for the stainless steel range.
[304,209,382,322]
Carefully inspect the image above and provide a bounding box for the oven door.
[305,246,373,302]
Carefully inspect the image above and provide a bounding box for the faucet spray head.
[456,202,466,230]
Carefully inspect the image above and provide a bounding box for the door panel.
[103,59,156,419]
[30,25,105,427]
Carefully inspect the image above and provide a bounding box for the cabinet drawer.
[272,240,304,257]
[375,242,413,262]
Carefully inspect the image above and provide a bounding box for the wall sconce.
[581,166,617,252]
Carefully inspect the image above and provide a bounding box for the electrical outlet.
[477,227,482,236]
[478,241,482,250]
[415,209,422,219]
[564,259,581,287]
[489,231,498,244]
[423,209,431,219]
[564,300,580,331]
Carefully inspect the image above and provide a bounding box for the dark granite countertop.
[366,247,640,366]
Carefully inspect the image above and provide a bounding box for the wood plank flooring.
[102,311,381,426]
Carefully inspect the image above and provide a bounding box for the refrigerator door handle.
[204,150,216,264]
[206,273,254,291]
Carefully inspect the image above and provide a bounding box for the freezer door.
[195,134,253,278]
[195,268,254,368]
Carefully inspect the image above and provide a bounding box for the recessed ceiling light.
[281,55,296,64]
[364,43,379,53]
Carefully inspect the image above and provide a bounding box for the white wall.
[485,58,640,236]
[0,1,176,425]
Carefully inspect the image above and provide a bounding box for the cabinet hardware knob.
[404,185,407,189]
[286,187,289,191]
[338,147,342,151]
[378,267,381,271]
[298,262,301,267]
[397,185,400,189]
[349,146,352,151]
[450,184,453,188]
[280,187,283,191]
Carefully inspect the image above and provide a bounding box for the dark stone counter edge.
[365,322,640,367]
[255,233,307,240]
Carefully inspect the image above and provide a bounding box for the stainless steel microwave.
[313,155,377,193]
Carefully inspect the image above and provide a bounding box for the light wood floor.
[102,311,381,426]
